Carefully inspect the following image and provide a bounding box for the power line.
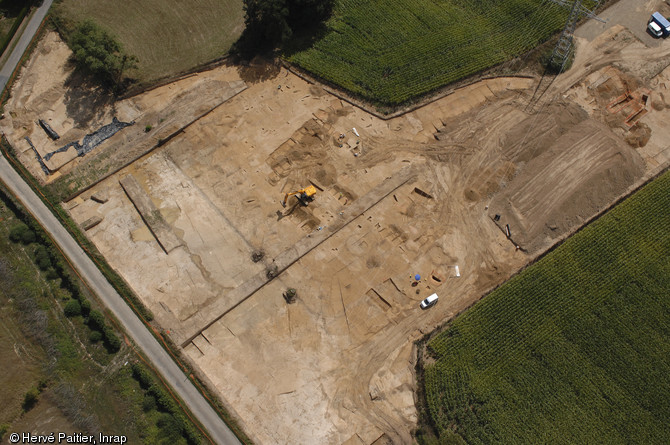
[546,0,604,73]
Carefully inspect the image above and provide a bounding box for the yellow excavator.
[281,185,317,207]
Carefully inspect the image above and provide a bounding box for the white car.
[420,293,439,309]
[649,20,663,37]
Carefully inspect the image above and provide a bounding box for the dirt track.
[3,1,670,443]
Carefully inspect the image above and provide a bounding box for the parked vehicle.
[648,12,670,38]
[420,293,439,309]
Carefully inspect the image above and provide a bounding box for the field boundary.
[283,60,536,121]
[412,159,670,441]
[117,54,231,100]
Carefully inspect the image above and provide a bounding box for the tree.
[33,245,52,271]
[240,0,334,51]
[63,299,82,317]
[69,20,137,89]
[87,309,105,331]
[9,224,36,245]
[80,299,91,316]
[286,0,334,29]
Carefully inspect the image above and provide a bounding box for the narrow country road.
[0,0,53,91]
[0,156,241,445]
[0,4,241,444]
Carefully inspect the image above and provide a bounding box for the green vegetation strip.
[1,136,155,323]
[0,184,191,444]
[422,170,670,444]
[289,0,598,106]
[0,3,30,58]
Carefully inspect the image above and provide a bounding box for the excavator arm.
[281,191,300,207]
[281,186,317,207]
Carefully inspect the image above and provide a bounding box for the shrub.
[0,423,9,441]
[9,224,26,243]
[87,310,105,331]
[22,387,39,411]
[142,394,156,412]
[148,384,177,413]
[103,326,121,353]
[145,125,152,132]
[63,299,82,317]
[9,224,35,244]
[80,299,91,316]
[88,330,103,343]
[58,270,81,300]
[34,245,52,270]
[542,46,574,74]
[157,413,184,441]
[45,268,59,280]
[131,363,153,390]
[182,419,202,445]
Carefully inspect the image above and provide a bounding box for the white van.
[648,12,670,37]
[420,293,439,309]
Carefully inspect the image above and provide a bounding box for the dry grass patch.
[54,0,244,83]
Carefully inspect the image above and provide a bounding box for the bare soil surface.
[3,2,670,443]
[1,31,246,197]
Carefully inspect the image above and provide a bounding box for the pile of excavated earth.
[2,1,670,442]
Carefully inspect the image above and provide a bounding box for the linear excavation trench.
[178,166,417,347]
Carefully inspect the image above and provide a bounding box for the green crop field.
[54,0,244,83]
[289,0,599,106]
[421,170,670,444]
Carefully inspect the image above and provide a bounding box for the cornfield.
[423,170,670,443]
[290,0,600,105]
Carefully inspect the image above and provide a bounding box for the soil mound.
[489,119,646,253]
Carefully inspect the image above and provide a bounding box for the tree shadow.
[63,60,115,129]
[281,22,330,57]
[225,55,281,85]
[0,0,26,17]
[227,21,330,85]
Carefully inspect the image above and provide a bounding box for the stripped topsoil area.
[489,110,646,253]
[2,8,670,444]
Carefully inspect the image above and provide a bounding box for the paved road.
[0,0,53,91]
[0,156,241,444]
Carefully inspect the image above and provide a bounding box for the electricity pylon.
[546,0,605,73]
